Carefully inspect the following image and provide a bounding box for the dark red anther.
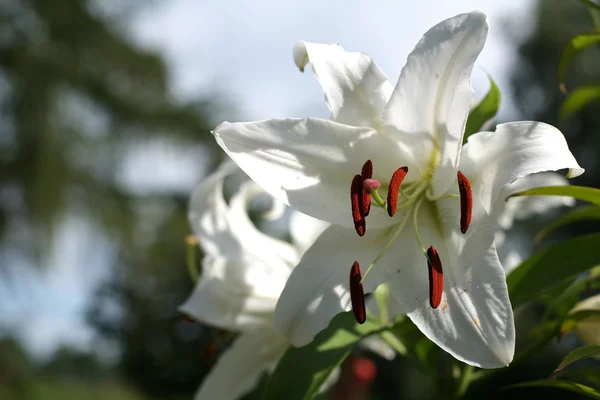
[457,171,473,234]
[361,160,373,216]
[350,261,366,324]
[351,174,366,236]
[387,166,408,217]
[427,246,443,309]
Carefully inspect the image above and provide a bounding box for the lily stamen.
[361,160,373,216]
[350,261,366,324]
[351,174,366,236]
[387,166,409,217]
[412,196,428,255]
[425,188,460,201]
[426,246,443,309]
[457,171,473,234]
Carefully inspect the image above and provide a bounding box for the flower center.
[348,160,474,320]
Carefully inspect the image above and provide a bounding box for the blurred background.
[0,0,598,399]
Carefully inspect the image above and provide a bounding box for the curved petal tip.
[293,40,309,72]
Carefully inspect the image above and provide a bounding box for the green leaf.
[507,234,600,308]
[509,186,600,206]
[578,0,600,12]
[463,74,500,144]
[389,317,438,371]
[560,85,600,121]
[513,275,600,363]
[554,344,600,375]
[563,368,600,388]
[262,312,387,400]
[535,205,600,243]
[577,0,600,26]
[503,379,600,398]
[558,29,600,93]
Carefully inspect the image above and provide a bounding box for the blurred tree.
[0,338,33,400]
[0,0,224,398]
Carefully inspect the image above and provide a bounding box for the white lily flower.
[180,161,327,399]
[212,11,584,369]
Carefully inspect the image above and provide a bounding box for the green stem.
[370,187,387,208]
[373,284,390,324]
[455,364,474,399]
[379,331,407,357]
[361,210,412,283]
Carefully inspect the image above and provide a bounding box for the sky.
[132,0,535,120]
[2,0,538,358]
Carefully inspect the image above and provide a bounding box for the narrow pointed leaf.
[509,186,600,206]
[560,85,600,121]
[464,74,500,143]
[503,380,600,399]
[507,234,600,307]
[558,30,600,92]
[262,312,388,400]
[563,368,600,388]
[513,276,600,364]
[535,206,600,243]
[554,344,600,375]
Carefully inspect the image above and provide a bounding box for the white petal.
[293,41,393,128]
[273,225,393,346]
[289,210,330,256]
[184,162,298,330]
[214,117,404,228]
[262,196,287,221]
[382,201,514,368]
[189,161,298,267]
[383,11,488,194]
[497,172,576,230]
[460,122,584,220]
[179,257,279,331]
[195,328,289,400]
[495,229,531,275]
[409,243,514,368]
